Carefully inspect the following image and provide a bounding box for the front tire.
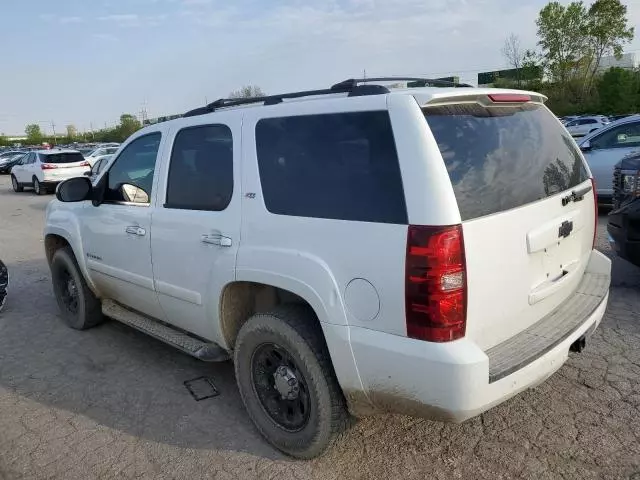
[51,247,103,330]
[234,305,350,459]
[11,175,23,192]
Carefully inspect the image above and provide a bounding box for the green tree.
[115,114,142,142]
[25,124,43,144]
[585,0,635,89]
[536,2,590,89]
[65,124,78,141]
[228,85,265,99]
[596,67,640,114]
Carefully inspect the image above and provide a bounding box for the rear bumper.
[345,250,611,422]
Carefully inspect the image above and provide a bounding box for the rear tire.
[33,177,45,195]
[234,305,350,459]
[11,175,23,192]
[51,247,103,330]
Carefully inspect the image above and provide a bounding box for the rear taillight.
[591,177,598,249]
[405,225,467,342]
[79,161,90,167]
[41,163,58,170]
[488,93,530,103]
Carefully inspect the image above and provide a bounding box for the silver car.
[579,115,640,204]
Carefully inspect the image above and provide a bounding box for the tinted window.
[165,125,233,211]
[424,103,589,221]
[104,133,161,204]
[40,152,85,164]
[591,122,640,150]
[584,119,597,125]
[256,111,407,224]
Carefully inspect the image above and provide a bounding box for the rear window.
[41,152,85,164]
[424,103,588,221]
[256,111,407,224]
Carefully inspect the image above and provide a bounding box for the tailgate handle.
[528,261,580,305]
[558,221,574,238]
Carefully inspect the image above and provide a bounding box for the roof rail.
[184,82,390,117]
[331,77,473,89]
[183,76,472,118]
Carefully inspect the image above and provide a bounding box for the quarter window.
[255,111,407,224]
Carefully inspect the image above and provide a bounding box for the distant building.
[597,52,639,72]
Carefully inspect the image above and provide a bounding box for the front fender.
[44,202,100,295]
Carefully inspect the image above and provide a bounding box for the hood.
[615,151,640,170]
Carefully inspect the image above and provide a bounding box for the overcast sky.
[1,0,639,135]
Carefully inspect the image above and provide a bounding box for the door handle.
[125,226,146,236]
[201,233,232,247]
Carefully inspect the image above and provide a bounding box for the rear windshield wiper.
[561,184,592,206]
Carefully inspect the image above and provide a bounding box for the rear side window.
[165,124,233,211]
[424,103,588,221]
[256,111,407,224]
[41,152,85,164]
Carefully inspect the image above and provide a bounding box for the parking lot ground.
[0,175,639,480]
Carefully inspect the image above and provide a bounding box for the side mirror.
[580,140,592,152]
[56,176,93,202]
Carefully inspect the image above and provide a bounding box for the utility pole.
[51,120,56,145]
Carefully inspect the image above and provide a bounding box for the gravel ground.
[0,175,639,480]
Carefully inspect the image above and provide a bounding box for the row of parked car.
[559,113,637,138]
[0,144,118,195]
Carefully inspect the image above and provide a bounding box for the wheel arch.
[44,226,99,296]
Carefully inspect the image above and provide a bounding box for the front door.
[584,120,640,197]
[81,131,166,319]
[150,120,241,341]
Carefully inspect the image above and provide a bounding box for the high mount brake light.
[488,94,531,103]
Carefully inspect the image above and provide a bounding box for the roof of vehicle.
[144,79,548,132]
[579,114,640,144]
[36,149,82,155]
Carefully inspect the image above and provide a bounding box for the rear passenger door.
[150,118,240,341]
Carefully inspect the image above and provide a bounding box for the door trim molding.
[155,280,202,305]
[87,259,155,291]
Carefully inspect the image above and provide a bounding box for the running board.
[102,299,229,362]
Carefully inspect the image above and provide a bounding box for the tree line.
[500,0,636,116]
[1,85,265,147]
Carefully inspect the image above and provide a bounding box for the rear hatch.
[423,94,596,350]
[41,152,90,179]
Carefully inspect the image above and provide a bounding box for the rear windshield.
[424,103,588,221]
[41,152,85,164]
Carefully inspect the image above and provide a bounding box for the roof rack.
[331,76,473,90]
[184,76,471,117]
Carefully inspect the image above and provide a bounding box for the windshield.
[42,152,85,164]
[424,102,589,221]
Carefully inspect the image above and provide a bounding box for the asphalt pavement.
[0,176,639,479]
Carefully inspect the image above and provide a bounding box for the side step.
[102,300,229,362]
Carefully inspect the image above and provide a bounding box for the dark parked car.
[608,152,640,267]
[0,152,26,174]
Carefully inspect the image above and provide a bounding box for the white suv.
[564,116,609,137]
[44,79,611,458]
[11,149,90,195]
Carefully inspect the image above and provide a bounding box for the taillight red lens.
[79,161,90,167]
[41,163,58,170]
[405,225,467,342]
[488,93,531,103]
[591,177,598,249]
